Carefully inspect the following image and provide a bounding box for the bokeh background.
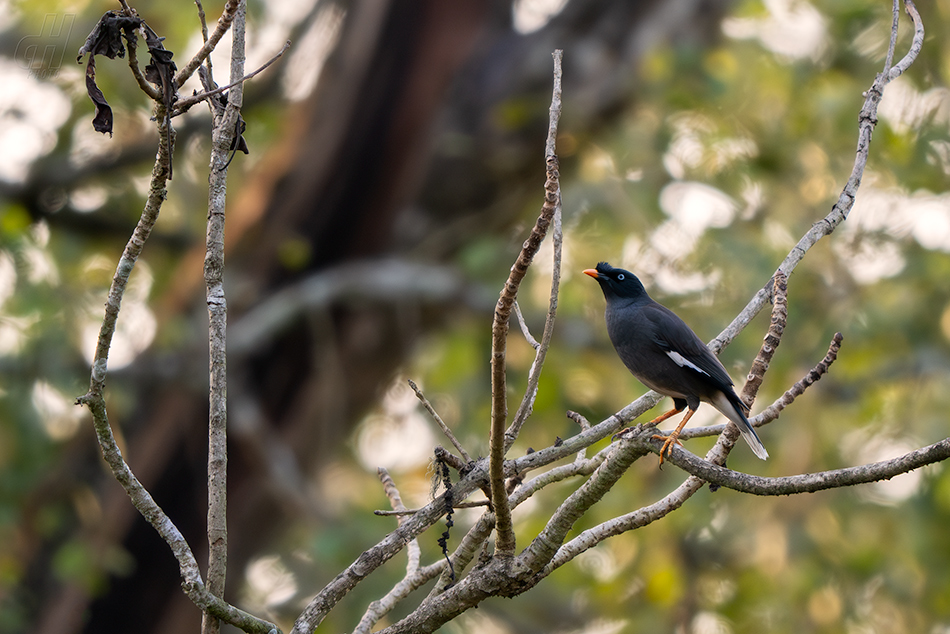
[3,0,950,632]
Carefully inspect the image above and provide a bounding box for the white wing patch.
[666,350,710,377]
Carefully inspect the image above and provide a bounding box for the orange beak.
[583,268,600,279]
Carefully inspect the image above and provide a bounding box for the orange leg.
[652,408,696,465]
[612,405,684,441]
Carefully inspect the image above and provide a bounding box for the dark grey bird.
[584,262,768,462]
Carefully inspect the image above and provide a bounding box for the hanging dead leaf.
[76,11,143,136]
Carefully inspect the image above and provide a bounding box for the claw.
[651,431,684,466]
[612,405,685,442]
[652,407,696,466]
[614,407,696,467]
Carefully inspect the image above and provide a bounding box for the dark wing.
[640,301,736,394]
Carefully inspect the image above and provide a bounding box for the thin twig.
[566,410,592,462]
[374,509,416,517]
[379,469,419,557]
[196,0,211,46]
[884,0,900,72]
[513,301,539,350]
[173,40,291,115]
[374,500,489,516]
[887,0,923,80]
[544,49,563,158]
[195,0,214,92]
[408,380,471,463]
[506,189,561,449]
[566,410,590,430]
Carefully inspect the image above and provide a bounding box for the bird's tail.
[709,391,769,460]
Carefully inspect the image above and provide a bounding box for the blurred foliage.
[4,0,950,633]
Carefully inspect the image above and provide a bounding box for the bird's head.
[583,262,649,302]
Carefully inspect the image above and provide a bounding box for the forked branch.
[488,50,563,557]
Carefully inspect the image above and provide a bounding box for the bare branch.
[488,154,560,555]
[543,470,705,576]
[662,436,950,495]
[75,395,203,587]
[72,5,279,633]
[511,446,609,508]
[566,410,593,461]
[506,199,560,447]
[201,2,246,633]
[884,0,900,72]
[520,441,650,573]
[537,416,947,580]
[489,51,563,556]
[292,436,604,632]
[374,501,489,517]
[196,0,211,44]
[73,65,274,634]
[186,585,279,634]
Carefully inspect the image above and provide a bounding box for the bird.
[584,262,768,463]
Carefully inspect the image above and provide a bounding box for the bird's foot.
[651,431,683,466]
